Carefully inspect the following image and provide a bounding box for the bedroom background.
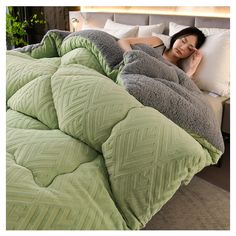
[6,6,229,46]
[4,4,231,230]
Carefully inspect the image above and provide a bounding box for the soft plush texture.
[169,21,229,36]
[169,22,188,36]
[105,26,139,38]
[104,19,164,37]
[199,27,229,36]
[118,45,224,152]
[82,19,140,38]
[83,19,164,38]
[104,19,139,37]
[6,30,223,230]
[193,30,230,96]
[138,24,164,37]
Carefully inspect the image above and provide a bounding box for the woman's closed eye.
[182,38,195,52]
[181,38,187,44]
[188,46,194,52]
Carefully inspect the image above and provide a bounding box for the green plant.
[6,7,46,47]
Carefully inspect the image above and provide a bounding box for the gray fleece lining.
[119,46,224,152]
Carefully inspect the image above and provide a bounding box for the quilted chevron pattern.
[6,51,59,100]
[61,48,105,75]
[8,75,58,129]
[51,64,142,152]
[6,109,49,130]
[7,151,128,229]
[7,128,98,187]
[102,107,212,228]
[6,31,222,230]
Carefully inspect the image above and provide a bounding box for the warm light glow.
[80,6,230,18]
[71,17,79,32]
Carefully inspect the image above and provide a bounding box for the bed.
[69,12,230,125]
[6,12,230,230]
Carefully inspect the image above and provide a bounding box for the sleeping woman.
[117,27,206,78]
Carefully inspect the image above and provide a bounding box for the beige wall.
[80,6,229,18]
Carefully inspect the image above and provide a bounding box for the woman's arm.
[117,36,163,52]
[185,50,203,78]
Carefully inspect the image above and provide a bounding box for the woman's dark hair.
[169,27,206,49]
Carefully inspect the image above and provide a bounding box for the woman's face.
[172,35,198,59]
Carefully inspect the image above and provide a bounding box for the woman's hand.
[185,49,203,78]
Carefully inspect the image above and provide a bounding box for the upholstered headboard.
[69,12,230,34]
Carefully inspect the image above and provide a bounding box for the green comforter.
[6,30,223,230]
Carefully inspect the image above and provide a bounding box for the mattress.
[202,91,228,126]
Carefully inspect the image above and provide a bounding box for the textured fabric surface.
[194,31,230,97]
[138,24,165,37]
[104,19,139,38]
[6,30,223,230]
[118,46,224,153]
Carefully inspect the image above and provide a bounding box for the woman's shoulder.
[153,43,166,56]
[153,43,165,48]
[147,36,164,47]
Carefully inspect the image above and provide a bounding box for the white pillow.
[104,19,165,37]
[193,30,230,97]
[103,19,139,38]
[138,24,165,37]
[169,22,228,36]
[81,26,138,39]
[169,22,188,36]
[103,27,139,39]
[199,27,229,36]
[104,19,138,33]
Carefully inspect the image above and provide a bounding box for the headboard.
[69,12,230,34]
